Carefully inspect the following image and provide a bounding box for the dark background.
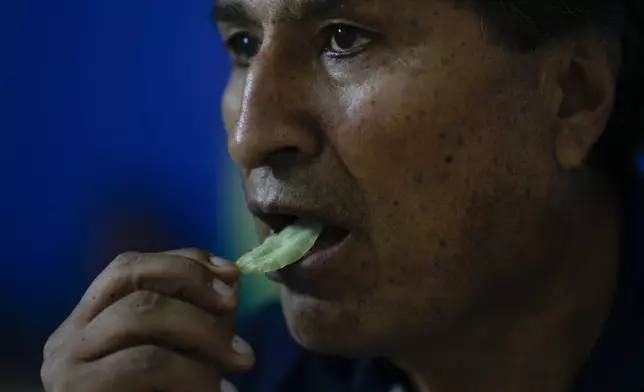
[1,1,642,391]
[1,1,281,390]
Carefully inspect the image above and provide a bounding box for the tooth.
[236,218,323,274]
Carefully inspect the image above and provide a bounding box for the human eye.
[322,24,375,58]
[224,31,261,67]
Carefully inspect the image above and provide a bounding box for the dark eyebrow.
[284,0,349,21]
[212,1,257,24]
[212,0,354,25]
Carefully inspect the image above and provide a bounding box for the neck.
[393,181,621,392]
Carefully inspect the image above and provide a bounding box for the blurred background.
[2,1,643,392]
[1,0,277,390]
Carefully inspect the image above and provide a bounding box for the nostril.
[263,147,302,170]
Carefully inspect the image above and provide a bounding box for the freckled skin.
[218,0,620,390]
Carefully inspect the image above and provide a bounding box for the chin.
[279,289,386,358]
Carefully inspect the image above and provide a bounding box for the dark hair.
[470,0,644,184]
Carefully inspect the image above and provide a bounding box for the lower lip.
[265,235,349,284]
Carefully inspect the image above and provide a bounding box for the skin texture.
[41,250,252,392]
[217,0,622,391]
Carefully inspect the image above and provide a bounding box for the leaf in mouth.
[236,218,324,274]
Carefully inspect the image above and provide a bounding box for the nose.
[227,48,322,172]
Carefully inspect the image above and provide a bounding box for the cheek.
[331,72,471,235]
[325,81,469,295]
[333,80,445,183]
[327,66,558,294]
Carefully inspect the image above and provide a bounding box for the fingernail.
[212,279,235,297]
[232,336,253,355]
[210,256,231,268]
[221,379,238,392]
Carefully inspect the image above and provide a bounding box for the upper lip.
[246,200,350,234]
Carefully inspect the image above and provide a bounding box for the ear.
[542,35,619,169]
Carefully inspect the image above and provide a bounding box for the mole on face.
[414,172,423,185]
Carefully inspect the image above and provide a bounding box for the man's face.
[217,0,573,356]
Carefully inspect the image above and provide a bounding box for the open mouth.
[256,213,350,252]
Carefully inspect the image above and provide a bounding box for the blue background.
[0,1,271,389]
[1,1,641,391]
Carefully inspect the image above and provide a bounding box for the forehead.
[214,0,437,22]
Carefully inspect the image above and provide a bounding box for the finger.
[88,345,222,392]
[220,379,239,392]
[206,256,240,286]
[76,291,254,372]
[71,252,239,324]
[160,250,241,299]
[160,249,240,293]
[163,249,239,284]
[44,314,73,360]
